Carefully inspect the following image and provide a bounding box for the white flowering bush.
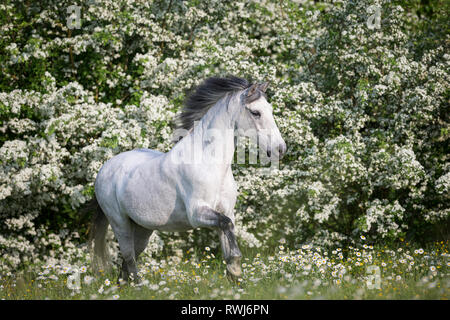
[0,0,448,273]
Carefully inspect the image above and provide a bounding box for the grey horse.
[90,76,286,283]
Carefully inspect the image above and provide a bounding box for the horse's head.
[235,82,286,160]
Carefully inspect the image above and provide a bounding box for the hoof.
[116,274,141,287]
[226,257,242,282]
[117,278,127,287]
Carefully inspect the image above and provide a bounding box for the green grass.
[1,240,449,300]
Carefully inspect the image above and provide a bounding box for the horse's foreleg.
[191,206,242,279]
[217,229,242,281]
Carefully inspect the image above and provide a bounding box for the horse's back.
[111,148,163,165]
[96,148,163,181]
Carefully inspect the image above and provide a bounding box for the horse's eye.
[249,110,261,118]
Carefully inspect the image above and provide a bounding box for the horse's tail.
[86,196,111,274]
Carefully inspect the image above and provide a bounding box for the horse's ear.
[247,83,259,97]
[258,82,269,92]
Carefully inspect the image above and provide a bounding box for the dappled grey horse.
[90,76,286,282]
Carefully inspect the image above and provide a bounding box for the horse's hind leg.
[110,218,139,283]
[133,221,153,261]
[117,220,152,284]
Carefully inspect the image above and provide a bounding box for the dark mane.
[174,76,253,134]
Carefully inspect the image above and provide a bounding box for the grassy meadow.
[1,239,448,300]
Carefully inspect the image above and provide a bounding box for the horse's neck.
[195,96,236,167]
[169,95,237,172]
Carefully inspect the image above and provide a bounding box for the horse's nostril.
[267,150,271,158]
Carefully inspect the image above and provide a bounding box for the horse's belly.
[128,197,192,232]
[117,160,192,231]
